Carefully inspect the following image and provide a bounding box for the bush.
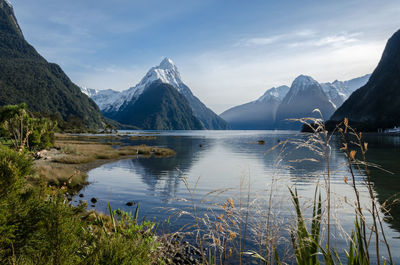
[0,146,165,265]
[0,104,56,151]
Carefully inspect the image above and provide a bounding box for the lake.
[74,130,400,263]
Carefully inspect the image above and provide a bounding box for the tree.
[0,103,56,151]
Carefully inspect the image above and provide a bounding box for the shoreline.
[33,133,176,193]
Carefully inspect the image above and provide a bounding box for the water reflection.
[75,131,400,261]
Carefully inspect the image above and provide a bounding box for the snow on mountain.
[276,74,336,129]
[257,85,290,102]
[220,85,289,129]
[220,73,370,130]
[321,74,371,108]
[91,89,121,110]
[284,75,321,105]
[80,87,98,97]
[94,58,189,113]
[85,58,229,129]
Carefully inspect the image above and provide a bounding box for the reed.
[167,114,395,264]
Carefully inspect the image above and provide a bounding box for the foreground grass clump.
[0,145,166,264]
[170,116,395,265]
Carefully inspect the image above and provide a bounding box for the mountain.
[329,29,400,131]
[0,0,103,128]
[321,74,371,108]
[276,75,336,130]
[220,86,289,129]
[113,81,204,130]
[88,58,229,130]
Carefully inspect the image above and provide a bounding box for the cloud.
[236,30,361,50]
[236,34,286,47]
[181,38,384,114]
[289,32,361,48]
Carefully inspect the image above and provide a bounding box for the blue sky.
[11,0,400,113]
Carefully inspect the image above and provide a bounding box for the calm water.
[74,130,400,263]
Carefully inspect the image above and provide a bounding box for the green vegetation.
[0,101,394,263]
[0,3,103,129]
[0,103,55,151]
[0,145,167,264]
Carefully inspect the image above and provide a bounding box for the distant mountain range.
[221,74,370,130]
[276,75,337,130]
[329,29,400,131]
[0,0,103,129]
[220,86,289,129]
[83,58,229,130]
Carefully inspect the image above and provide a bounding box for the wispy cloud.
[236,34,286,47]
[236,31,361,49]
[289,32,361,48]
[182,37,384,113]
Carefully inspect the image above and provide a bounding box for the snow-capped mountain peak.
[284,75,324,105]
[257,85,290,102]
[291,75,319,89]
[159,57,177,70]
[89,58,193,113]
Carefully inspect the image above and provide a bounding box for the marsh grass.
[34,164,88,188]
[118,145,176,157]
[35,135,176,192]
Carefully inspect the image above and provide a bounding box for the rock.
[90,197,97,204]
[35,149,48,159]
[126,201,136,206]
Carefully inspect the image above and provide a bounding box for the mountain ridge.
[114,81,204,130]
[0,0,104,128]
[220,74,369,130]
[329,29,400,131]
[86,58,229,130]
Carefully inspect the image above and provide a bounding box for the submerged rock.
[126,201,136,206]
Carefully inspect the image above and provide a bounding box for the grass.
[3,122,396,264]
[33,164,88,189]
[164,115,395,265]
[34,134,176,191]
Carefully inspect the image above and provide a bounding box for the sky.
[10,0,400,114]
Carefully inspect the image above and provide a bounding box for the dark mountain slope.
[0,0,103,128]
[329,29,400,131]
[113,81,205,130]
